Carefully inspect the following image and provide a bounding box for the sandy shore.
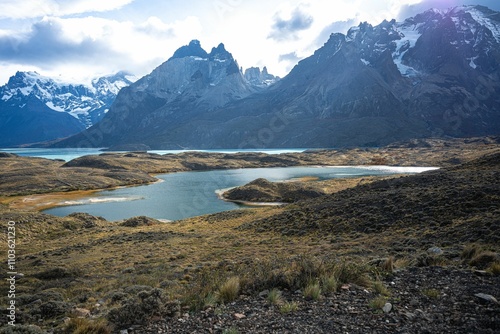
[1,190,101,211]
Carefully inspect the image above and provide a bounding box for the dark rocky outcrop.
[121,216,161,227]
[223,178,325,203]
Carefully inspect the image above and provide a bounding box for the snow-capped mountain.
[0,71,135,146]
[347,5,500,77]
[1,71,136,128]
[57,40,275,148]
[131,40,256,108]
[57,5,500,149]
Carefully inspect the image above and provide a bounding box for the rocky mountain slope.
[244,66,279,88]
[56,5,500,149]
[0,71,135,146]
[55,40,279,149]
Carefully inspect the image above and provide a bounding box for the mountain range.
[0,71,136,146]
[8,5,500,149]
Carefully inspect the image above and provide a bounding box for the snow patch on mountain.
[467,7,500,43]
[356,5,500,77]
[392,23,422,77]
[0,71,136,128]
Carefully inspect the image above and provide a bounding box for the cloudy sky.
[0,0,499,85]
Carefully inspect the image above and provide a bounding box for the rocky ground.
[0,137,499,334]
[143,267,500,334]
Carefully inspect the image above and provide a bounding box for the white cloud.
[0,0,134,19]
[137,16,175,37]
[0,0,498,85]
[0,14,203,84]
[56,0,135,16]
[268,6,314,41]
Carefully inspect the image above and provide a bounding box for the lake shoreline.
[1,136,499,217]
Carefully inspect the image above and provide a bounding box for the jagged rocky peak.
[139,39,253,96]
[340,5,500,77]
[5,71,62,92]
[92,71,136,96]
[99,39,258,119]
[209,43,233,61]
[7,71,38,88]
[244,66,279,87]
[209,43,240,75]
[169,40,209,60]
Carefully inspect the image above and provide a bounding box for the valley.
[0,138,498,333]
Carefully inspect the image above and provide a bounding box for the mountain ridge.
[55,5,500,149]
[53,40,280,149]
[0,71,136,146]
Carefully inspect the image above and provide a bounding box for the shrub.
[267,288,282,305]
[239,257,290,292]
[62,318,111,334]
[106,291,128,304]
[33,267,75,280]
[303,282,321,300]
[107,288,174,328]
[219,276,240,303]
[333,262,372,287]
[203,292,219,308]
[380,257,394,272]
[372,281,390,296]
[67,287,94,303]
[487,262,500,275]
[422,289,440,299]
[121,216,159,227]
[469,251,499,269]
[38,300,71,319]
[461,244,483,260]
[290,255,326,289]
[280,301,299,314]
[369,296,387,310]
[415,254,448,267]
[39,289,66,299]
[393,257,411,269]
[321,275,338,294]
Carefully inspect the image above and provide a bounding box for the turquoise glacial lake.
[43,166,436,221]
[0,148,305,161]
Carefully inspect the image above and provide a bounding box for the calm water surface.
[0,148,305,161]
[43,166,436,221]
